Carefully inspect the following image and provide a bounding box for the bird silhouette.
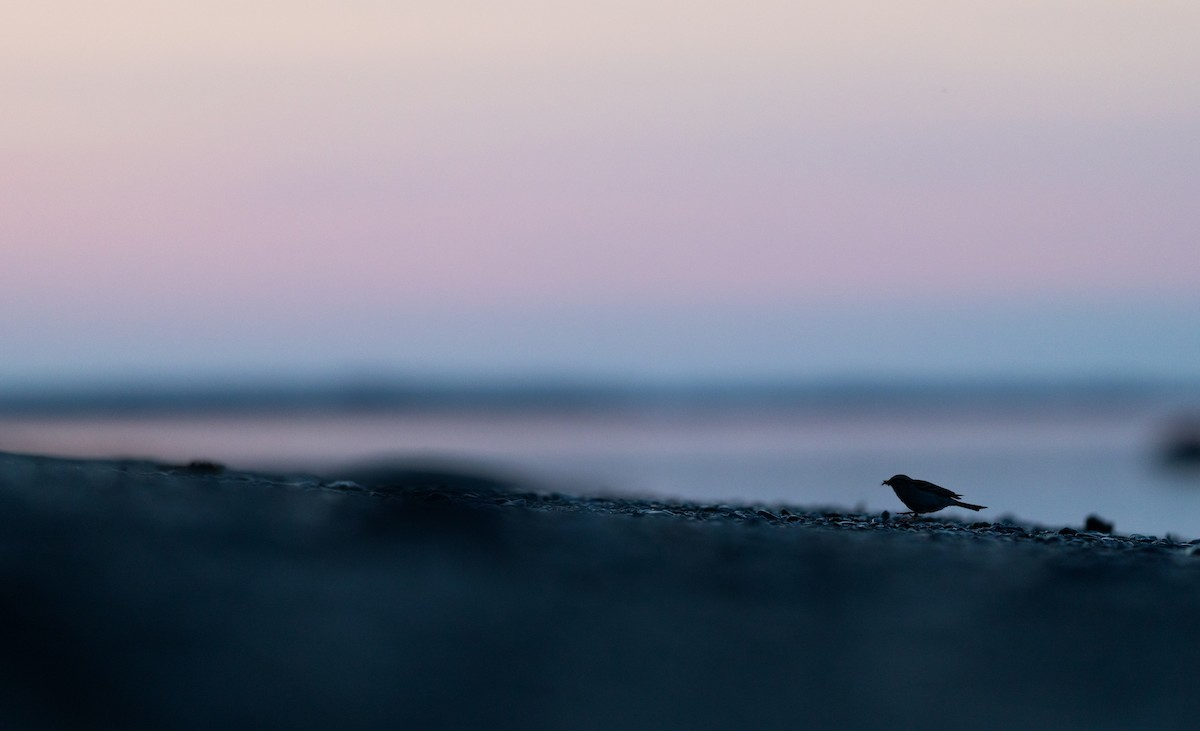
[882,474,985,516]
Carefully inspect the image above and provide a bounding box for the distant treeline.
[0,377,1189,417]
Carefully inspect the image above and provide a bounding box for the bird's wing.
[913,479,962,499]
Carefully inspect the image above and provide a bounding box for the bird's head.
[882,475,909,487]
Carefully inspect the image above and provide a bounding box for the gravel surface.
[3,451,1200,730]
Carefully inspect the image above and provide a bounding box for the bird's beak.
[880,480,887,486]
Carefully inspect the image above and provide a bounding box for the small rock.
[1085,515,1114,534]
[880,510,890,523]
[756,509,780,521]
[1058,527,1078,536]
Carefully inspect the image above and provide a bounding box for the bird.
[882,474,986,516]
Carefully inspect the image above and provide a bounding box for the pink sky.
[4,2,1199,382]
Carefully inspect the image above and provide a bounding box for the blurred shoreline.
[4,377,1200,538]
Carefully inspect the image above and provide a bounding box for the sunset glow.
[5,1,1199,383]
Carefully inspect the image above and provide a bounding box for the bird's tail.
[953,500,986,511]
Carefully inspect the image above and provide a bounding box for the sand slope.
[1,451,1198,730]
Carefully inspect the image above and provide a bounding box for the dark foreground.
[2,451,1200,730]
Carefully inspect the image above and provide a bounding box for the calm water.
[3,383,1200,538]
